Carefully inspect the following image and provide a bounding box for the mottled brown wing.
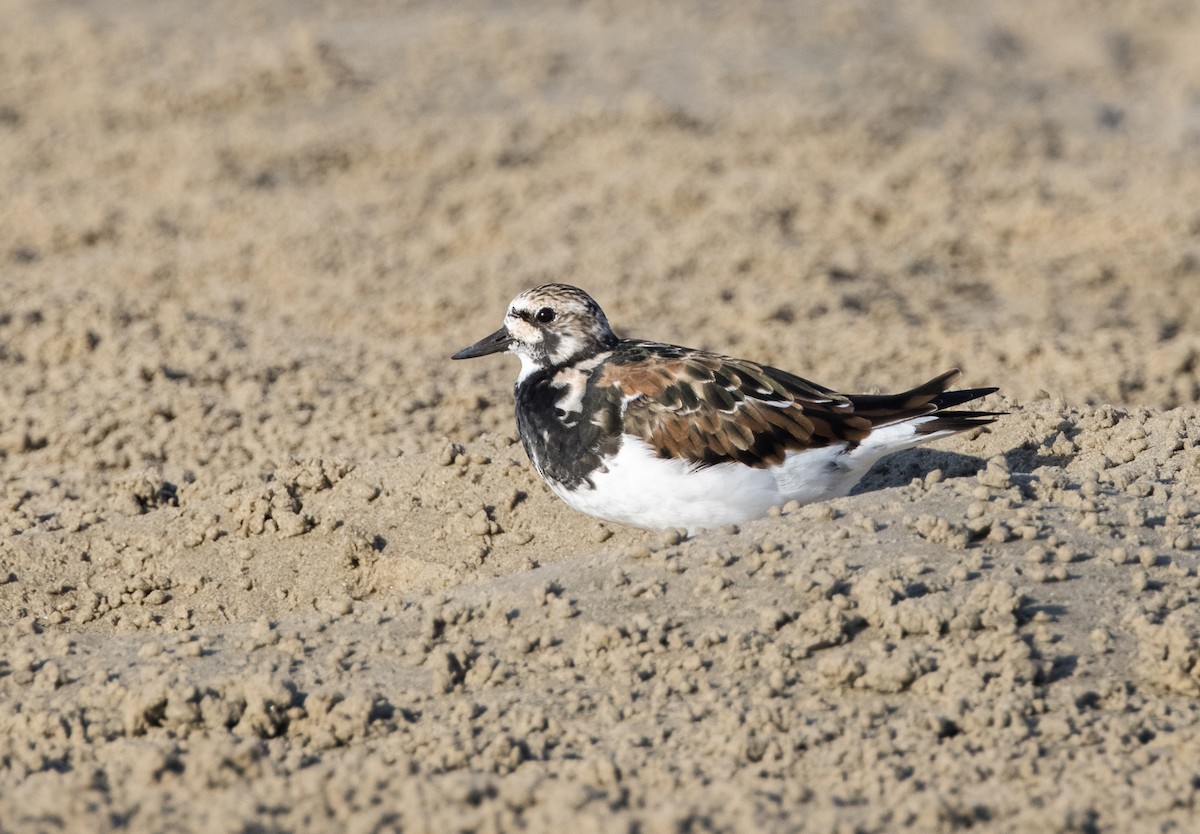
[596,342,877,469]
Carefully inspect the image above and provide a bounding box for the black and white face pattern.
[505,284,618,376]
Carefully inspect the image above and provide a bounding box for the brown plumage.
[598,348,997,470]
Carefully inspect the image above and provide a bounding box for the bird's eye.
[535,307,555,323]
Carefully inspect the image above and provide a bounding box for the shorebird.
[452,283,1000,530]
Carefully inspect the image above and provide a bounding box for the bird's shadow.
[852,435,1074,497]
[851,448,990,496]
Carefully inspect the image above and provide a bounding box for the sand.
[2,0,1200,830]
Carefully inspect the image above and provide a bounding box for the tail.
[847,369,1003,439]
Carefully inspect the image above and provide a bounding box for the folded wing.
[598,344,998,470]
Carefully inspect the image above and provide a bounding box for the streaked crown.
[505,283,618,370]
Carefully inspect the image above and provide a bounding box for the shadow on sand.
[850,447,992,497]
[851,432,1075,498]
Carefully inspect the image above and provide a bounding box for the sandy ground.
[2,0,1200,830]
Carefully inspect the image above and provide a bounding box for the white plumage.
[554,416,959,531]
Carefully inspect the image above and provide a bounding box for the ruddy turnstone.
[452,284,1001,531]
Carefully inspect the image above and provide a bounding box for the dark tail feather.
[847,369,1004,431]
[913,408,1003,435]
[933,386,999,409]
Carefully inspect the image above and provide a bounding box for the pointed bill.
[451,327,513,360]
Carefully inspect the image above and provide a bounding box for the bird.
[451,283,1001,531]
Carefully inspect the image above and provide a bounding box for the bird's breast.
[515,368,623,490]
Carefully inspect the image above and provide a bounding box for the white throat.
[515,351,541,384]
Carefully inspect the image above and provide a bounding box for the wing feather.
[594,342,994,470]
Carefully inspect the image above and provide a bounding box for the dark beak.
[451,327,513,360]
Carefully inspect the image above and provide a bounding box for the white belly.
[547,435,869,531]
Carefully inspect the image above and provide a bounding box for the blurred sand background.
[2,0,1200,831]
